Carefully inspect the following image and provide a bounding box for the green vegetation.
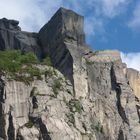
[66,113,75,126]
[0,50,53,84]
[85,59,93,65]
[20,52,38,64]
[21,66,42,80]
[52,78,62,97]
[8,65,42,85]
[68,99,83,113]
[0,50,38,73]
[91,121,103,133]
[42,56,52,66]
[63,96,68,104]
[25,120,34,128]
[44,68,57,78]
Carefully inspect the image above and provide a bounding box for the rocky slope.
[0,7,140,140]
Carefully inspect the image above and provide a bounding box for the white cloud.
[0,0,63,31]
[121,52,140,72]
[128,2,140,30]
[0,0,139,72]
[101,0,130,17]
[84,17,104,36]
[0,0,131,34]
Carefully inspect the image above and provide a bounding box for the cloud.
[0,0,140,72]
[84,17,104,36]
[128,1,140,30]
[0,0,131,35]
[0,0,63,31]
[121,52,140,72]
[100,0,130,17]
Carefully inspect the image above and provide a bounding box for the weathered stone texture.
[0,7,140,140]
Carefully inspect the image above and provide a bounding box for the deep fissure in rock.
[0,78,5,103]
[16,129,24,140]
[110,65,129,125]
[0,78,6,139]
[7,112,15,140]
[30,116,52,140]
[38,118,51,140]
[32,96,38,109]
[118,129,124,140]
[136,105,140,123]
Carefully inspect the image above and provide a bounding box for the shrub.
[0,50,21,72]
[0,50,38,73]
[20,52,38,64]
[25,120,34,128]
[0,50,44,82]
[42,56,52,66]
[45,68,54,78]
[68,99,83,113]
[25,66,42,80]
[52,79,62,97]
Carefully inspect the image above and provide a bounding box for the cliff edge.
[0,7,140,140]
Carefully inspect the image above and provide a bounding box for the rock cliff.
[0,7,140,140]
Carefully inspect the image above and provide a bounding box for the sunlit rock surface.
[0,7,140,140]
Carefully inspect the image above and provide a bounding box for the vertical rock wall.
[0,7,140,140]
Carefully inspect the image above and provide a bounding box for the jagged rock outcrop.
[0,7,140,140]
[0,18,42,58]
[39,7,88,86]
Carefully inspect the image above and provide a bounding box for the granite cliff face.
[0,7,140,140]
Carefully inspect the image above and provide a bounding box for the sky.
[0,0,140,71]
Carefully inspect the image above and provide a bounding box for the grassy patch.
[68,99,83,113]
[42,56,52,66]
[44,68,57,78]
[0,50,38,73]
[0,50,53,83]
[52,78,62,97]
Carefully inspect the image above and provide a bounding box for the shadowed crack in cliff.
[16,129,24,140]
[7,112,15,140]
[136,105,140,123]
[29,116,51,140]
[118,128,125,140]
[0,77,6,139]
[0,78,5,103]
[38,118,51,140]
[32,96,38,109]
[110,65,129,125]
